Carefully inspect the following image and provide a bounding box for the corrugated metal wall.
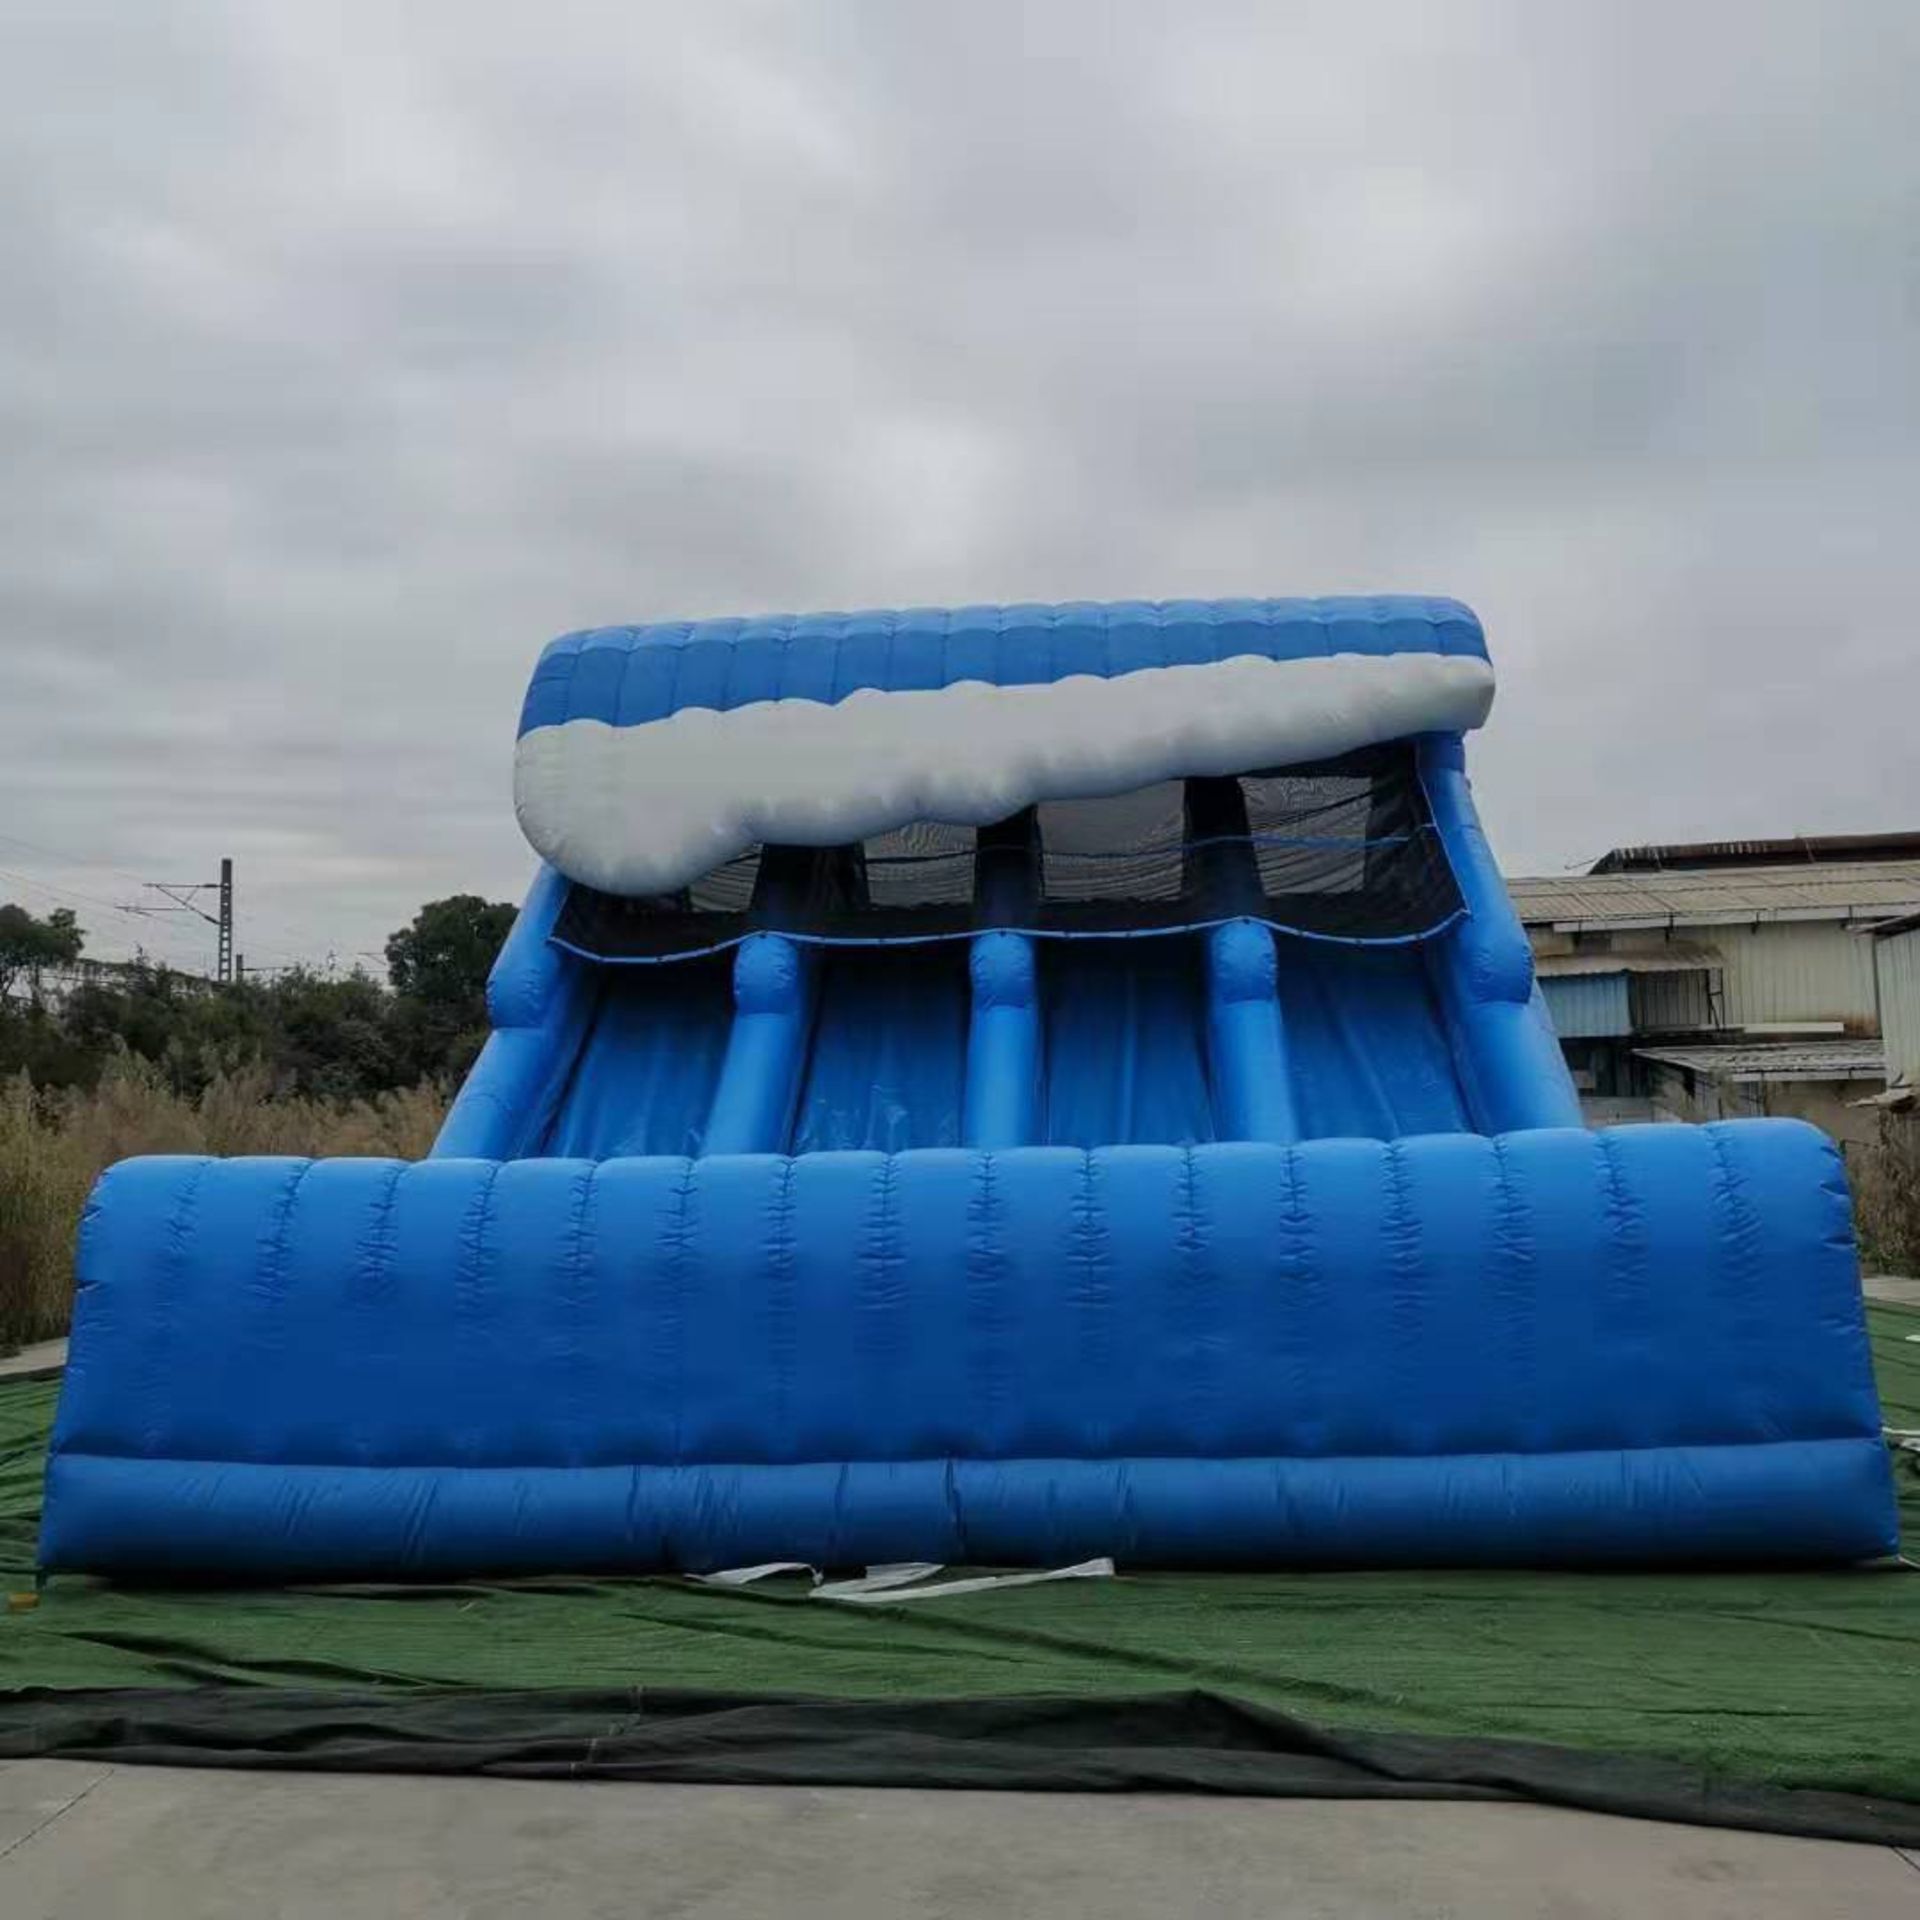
[1532,922,1884,1047]
[1712,923,1877,1028]
[1629,969,1713,1031]
[1540,972,1631,1038]
[1645,1057,1882,1146]
[1647,1061,1781,1126]
[1876,927,1920,1084]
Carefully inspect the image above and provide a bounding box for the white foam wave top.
[515,650,1495,896]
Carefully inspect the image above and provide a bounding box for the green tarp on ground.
[2,1304,1916,1838]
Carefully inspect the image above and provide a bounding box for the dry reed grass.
[1853,1110,1920,1280]
[0,1057,447,1350]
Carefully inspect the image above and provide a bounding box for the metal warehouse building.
[1872,909,1920,1095]
[1510,834,1920,1141]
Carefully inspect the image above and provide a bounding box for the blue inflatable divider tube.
[964,932,1040,1147]
[964,812,1041,1148]
[41,1122,1898,1577]
[1206,922,1298,1142]
[1417,735,1583,1134]
[702,847,829,1154]
[1185,777,1297,1144]
[432,865,591,1158]
[704,933,818,1154]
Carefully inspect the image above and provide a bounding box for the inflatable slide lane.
[42,599,1898,1577]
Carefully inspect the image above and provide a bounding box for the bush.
[0,1057,448,1352]
[1853,1110,1920,1278]
[1,892,518,1104]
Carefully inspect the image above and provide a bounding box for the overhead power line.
[0,862,146,923]
[0,865,205,969]
[125,860,235,985]
[0,828,162,895]
[0,827,338,969]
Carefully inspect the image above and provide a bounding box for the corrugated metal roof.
[1532,943,1721,977]
[1591,832,1920,872]
[1632,1039,1885,1083]
[1509,862,1920,929]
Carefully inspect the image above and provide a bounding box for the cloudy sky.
[3,1,1916,973]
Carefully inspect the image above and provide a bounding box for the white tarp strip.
[688,1561,819,1588]
[812,1558,1117,1605]
[810,1563,946,1598]
[687,1558,1119,1602]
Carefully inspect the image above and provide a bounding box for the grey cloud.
[2,0,1917,970]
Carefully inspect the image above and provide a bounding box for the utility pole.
[216,858,233,986]
[125,859,236,984]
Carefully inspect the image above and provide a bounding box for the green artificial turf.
[3,1304,1916,1805]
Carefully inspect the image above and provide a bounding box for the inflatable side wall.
[43,1124,1894,1576]
[1418,734,1586,1134]
[432,864,586,1160]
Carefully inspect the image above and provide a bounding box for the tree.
[384,894,517,1079]
[0,904,83,1005]
[385,895,516,1016]
[269,967,405,1102]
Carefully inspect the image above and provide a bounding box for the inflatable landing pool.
[41,600,1898,1576]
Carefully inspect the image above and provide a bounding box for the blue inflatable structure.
[42,599,1898,1577]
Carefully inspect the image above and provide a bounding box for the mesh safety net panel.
[552,744,1462,960]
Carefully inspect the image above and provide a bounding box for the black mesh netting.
[552,744,1462,961]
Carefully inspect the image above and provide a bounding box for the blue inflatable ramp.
[42,599,1898,1577]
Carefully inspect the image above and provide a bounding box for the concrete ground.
[0,1762,1916,1918]
[0,1340,65,1379]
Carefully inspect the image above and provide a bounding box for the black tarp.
[5,1686,1920,1847]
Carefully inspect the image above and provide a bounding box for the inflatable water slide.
[41,599,1897,1577]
